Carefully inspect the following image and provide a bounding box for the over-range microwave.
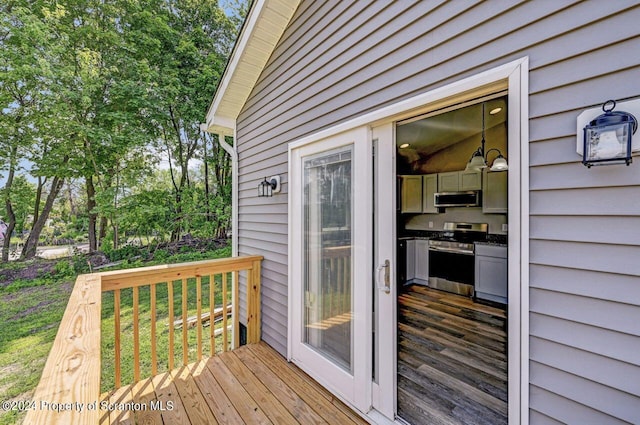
[433,191,481,208]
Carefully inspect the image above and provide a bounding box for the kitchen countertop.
[400,231,508,245]
[475,240,508,247]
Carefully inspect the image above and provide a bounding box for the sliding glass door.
[290,127,372,413]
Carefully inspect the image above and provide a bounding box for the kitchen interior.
[395,94,509,425]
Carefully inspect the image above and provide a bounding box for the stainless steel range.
[428,222,488,297]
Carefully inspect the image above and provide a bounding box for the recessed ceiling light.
[399,143,410,149]
[489,107,502,115]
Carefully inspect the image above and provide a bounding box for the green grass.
[0,275,73,425]
[0,242,231,425]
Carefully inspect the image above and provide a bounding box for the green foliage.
[105,244,146,262]
[1,0,243,259]
[52,259,75,278]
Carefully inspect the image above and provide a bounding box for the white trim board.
[287,57,530,424]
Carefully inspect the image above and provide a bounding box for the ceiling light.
[465,103,509,172]
[399,143,410,149]
[489,107,502,115]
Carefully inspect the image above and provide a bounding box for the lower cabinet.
[475,244,507,304]
[414,240,429,283]
[406,240,416,282]
[404,239,429,285]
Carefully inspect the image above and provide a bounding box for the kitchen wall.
[404,208,507,235]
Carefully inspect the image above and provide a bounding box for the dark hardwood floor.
[397,284,508,425]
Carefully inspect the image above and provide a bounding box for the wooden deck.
[99,342,368,425]
[397,285,508,425]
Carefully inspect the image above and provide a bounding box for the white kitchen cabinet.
[475,244,507,304]
[406,239,416,281]
[438,170,481,192]
[482,170,508,213]
[414,239,429,283]
[422,174,438,213]
[400,175,423,213]
[460,170,482,191]
[437,171,459,192]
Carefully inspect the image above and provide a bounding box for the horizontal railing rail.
[24,255,262,425]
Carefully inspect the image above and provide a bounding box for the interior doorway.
[395,94,509,425]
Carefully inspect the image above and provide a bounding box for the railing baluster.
[222,272,228,351]
[233,271,239,349]
[196,275,203,360]
[133,286,140,382]
[114,288,121,388]
[210,274,215,355]
[150,283,157,375]
[182,278,188,365]
[168,280,174,370]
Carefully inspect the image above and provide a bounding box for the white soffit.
[204,0,300,134]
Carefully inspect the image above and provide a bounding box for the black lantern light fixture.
[258,176,281,197]
[582,99,637,168]
[465,103,509,172]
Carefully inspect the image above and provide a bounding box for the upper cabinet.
[422,174,438,213]
[400,175,423,213]
[460,170,482,191]
[483,170,508,213]
[438,170,481,192]
[401,170,488,213]
[437,171,459,192]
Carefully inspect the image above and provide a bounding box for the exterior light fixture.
[399,143,410,149]
[465,103,509,172]
[582,99,637,167]
[258,176,281,197]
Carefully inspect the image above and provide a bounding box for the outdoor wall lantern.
[465,103,509,172]
[582,99,637,167]
[257,175,281,197]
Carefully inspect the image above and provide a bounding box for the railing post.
[246,259,262,344]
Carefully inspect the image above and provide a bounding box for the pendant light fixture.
[464,102,509,172]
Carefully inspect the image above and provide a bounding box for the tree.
[0,3,59,261]
[2,0,243,258]
[133,0,236,241]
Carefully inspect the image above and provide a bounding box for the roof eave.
[204,0,300,134]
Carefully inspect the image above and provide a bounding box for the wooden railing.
[24,256,262,425]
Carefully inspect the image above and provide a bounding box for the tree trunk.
[86,176,98,252]
[1,217,16,262]
[21,175,65,260]
[33,176,44,226]
[171,190,182,242]
[112,222,119,250]
[98,215,108,246]
[66,181,76,215]
[1,146,18,262]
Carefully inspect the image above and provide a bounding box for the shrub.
[52,260,75,278]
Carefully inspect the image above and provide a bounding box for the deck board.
[103,342,368,425]
[398,285,508,425]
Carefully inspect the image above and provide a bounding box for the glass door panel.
[303,147,353,372]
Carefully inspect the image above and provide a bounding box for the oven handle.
[428,246,474,256]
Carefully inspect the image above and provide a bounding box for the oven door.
[428,248,475,286]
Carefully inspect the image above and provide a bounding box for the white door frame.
[288,57,530,424]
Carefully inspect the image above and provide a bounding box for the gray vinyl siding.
[234,0,640,421]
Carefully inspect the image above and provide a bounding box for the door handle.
[376,260,391,294]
